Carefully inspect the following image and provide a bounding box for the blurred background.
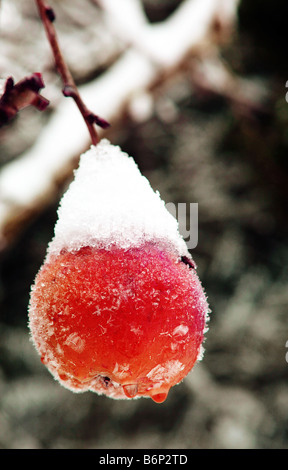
[0,0,288,449]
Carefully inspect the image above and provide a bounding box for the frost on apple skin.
[28,244,209,403]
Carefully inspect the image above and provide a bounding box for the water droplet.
[123,384,138,398]
[150,392,168,403]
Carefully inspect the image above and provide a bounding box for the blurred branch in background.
[0,0,268,251]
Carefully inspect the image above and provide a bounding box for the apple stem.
[35,0,110,146]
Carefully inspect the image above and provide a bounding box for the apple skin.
[28,243,208,402]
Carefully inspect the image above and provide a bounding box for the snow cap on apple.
[46,139,189,258]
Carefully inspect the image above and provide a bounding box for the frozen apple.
[29,243,207,402]
[28,139,209,402]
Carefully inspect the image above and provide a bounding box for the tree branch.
[35,0,109,145]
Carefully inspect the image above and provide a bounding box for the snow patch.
[47,139,189,258]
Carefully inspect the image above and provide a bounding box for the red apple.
[29,242,208,403]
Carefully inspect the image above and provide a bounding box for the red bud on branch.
[0,73,49,127]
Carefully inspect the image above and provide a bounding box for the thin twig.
[35,0,110,145]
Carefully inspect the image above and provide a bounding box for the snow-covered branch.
[0,0,244,250]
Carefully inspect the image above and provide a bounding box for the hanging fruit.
[28,139,209,403]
